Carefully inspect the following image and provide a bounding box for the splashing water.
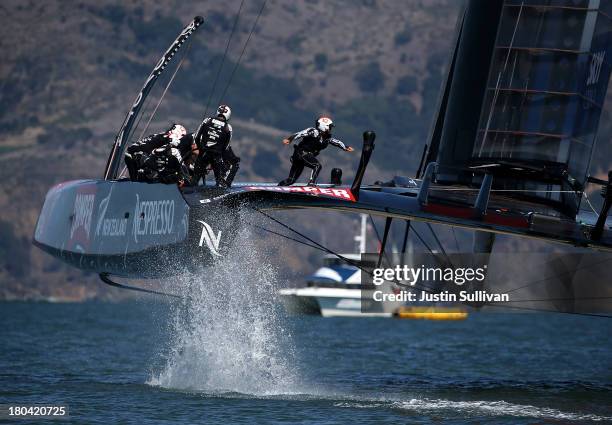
[148,212,301,395]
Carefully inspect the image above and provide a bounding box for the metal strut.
[351,131,376,200]
[99,273,182,299]
[417,162,437,205]
[474,173,493,216]
[592,170,612,241]
[377,217,393,268]
[400,220,411,265]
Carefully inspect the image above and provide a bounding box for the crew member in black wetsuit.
[139,134,200,186]
[222,145,240,187]
[193,104,237,188]
[124,124,187,181]
[279,116,353,186]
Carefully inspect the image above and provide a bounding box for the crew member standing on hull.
[222,144,240,187]
[124,124,188,181]
[279,116,353,186]
[193,104,238,188]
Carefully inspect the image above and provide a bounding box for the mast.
[103,16,204,180]
[354,214,367,254]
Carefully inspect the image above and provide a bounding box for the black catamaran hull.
[33,180,239,278]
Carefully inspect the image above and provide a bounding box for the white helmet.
[217,104,231,121]
[316,116,334,134]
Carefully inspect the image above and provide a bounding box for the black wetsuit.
[222,145,240,186]
[125,132,180,181]
[279,127,348,186]
[140,145,187,184]
[193,116,235,187]
[138,134,195,185]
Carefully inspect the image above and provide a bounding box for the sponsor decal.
[197,220,222,256]
[587,51,605,86]
[246,186,355,201]
[67,185,97,252]
[133,195,175,243]
[585,50,606,106]
[95,191,128,238]
[100,218,128,237]
[199,193,233,204]
[70,193,95,239]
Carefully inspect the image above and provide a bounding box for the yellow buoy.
[394,306,468,321]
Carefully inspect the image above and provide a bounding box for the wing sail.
[103,16,204,180]
[429,1,612,218]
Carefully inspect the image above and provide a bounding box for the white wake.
[334,397,612,422]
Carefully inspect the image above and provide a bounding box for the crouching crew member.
[279,116,353,186]
[124,124,187,181]
[139,136,200,186]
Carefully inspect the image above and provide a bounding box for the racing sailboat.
[33,2,612,304]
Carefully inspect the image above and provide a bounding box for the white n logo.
[197,220,222,256]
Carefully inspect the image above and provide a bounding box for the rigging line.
[254,207,365,270]
[250,223,327,252]
[138,40,193,142]
[127,37,191,146]
[118,165,128,179]
[481,302,612,319]
[583,191,599,215]
[368,215,392,266]
[218,0,267,104]
[478,0,524,157]
[252,207,438,293]
[412,225,452,268]
[495,252,612,294]
[125,89,153,145]
[501,295,612,303]
[429,188,581,193]
[411,226,436,255]
[369,214,383,243]
[251,209,611,318]
[502,255,612,295]
[204,0,245,117]
[451,227,461,252]
[426,223,454,267]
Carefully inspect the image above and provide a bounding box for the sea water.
[2,221,611,423]
[1,302,611,423]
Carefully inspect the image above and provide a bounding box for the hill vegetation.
[1,0,611,300]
